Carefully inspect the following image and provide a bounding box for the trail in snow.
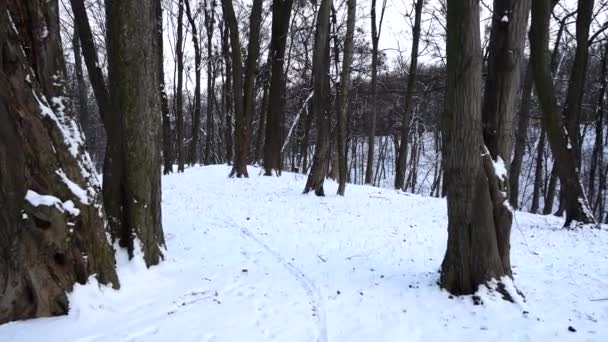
[230,217,328,342]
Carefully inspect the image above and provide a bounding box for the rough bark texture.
[337,0,356,195]
[1,0,119,323]
[263,0,294,176]
[394,0,423,191]
[529,0,595,226]
[303,0,332,195]
[107,0,166,265]
[440,0,528,296]
[203,0,215,165]
[223,0,246,177]
[221,19,233,164]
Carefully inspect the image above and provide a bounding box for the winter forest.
[1,0,608,340]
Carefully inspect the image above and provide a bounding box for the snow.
[25,189,80,216]
[493,156,508,181]
[501,15,509,23]
[2,165,607,341]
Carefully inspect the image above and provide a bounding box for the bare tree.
[185,0,202,165]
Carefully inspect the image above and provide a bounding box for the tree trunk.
[530,126,545,213]
[158,0,173,174]
[176,0,185,172]
[223,0,246,177]
[529,0,595,226]
[508,63,533,209]
[107,0,166,265]
[220,19,233,164]
[440,0,529,297]
[394,0,423,190]
[204,0,216,165]
[1,0,119,323]
[303,0,332,195]
[563,0,595,166]
[365,0,382,184]
[185,0,202,165]
[72,30,89,133]
[263,0,294,176]
[337,0,357,195]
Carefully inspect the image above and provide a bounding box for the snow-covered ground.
[1,165,607,342]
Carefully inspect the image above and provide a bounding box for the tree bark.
[204,0,216,165]
[529,0,595,226]
[530,126,545,213]
[337,0,357,195]
[107,0,166,265]
[394,0,423,190]
[1,0,119,323]
[440,0,529,297]
[220,19,233,164]
[263,0,294,176]
[303,0,332,195]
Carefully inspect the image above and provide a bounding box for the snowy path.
[1,165,607,342]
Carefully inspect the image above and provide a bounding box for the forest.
[0,0,607,340]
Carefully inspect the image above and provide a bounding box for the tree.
[440,0,529,296]
[223,0,246,177]
[158,0,174,174]
[303,0,332,195]
[185,0,202,165]
[176,0,186,172]
[394,0,423,190]
[529,0,595,226]
[106,0,166,264]
[204,0,216,165]
[365,0,387,184]
[263,0,295,176]
[337,0,357,195]
[1,0,118,323]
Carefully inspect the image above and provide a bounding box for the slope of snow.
[1,165,607,341]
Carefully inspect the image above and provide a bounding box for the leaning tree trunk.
[440,0,529,297]
[394,0,423,190]
[107,0,166,265]
[223,0,246,177]
[337,0,357,195]
[263,0,294,176]
[529,0,595,226]
[563,0,595,166]
[1,0,119,323]
[303,0,332,195]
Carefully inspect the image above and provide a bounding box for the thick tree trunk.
[263,0,294,176]
[303,0,332,195]
[337,0,357,195]
[107,0,166,265]
[440,0,528,297]
[176,0,185,172]
[529,0,595,226]
[185,0,202,165]
[394,0,423,190]
[1,0,119,323]
[223,0,246,177]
